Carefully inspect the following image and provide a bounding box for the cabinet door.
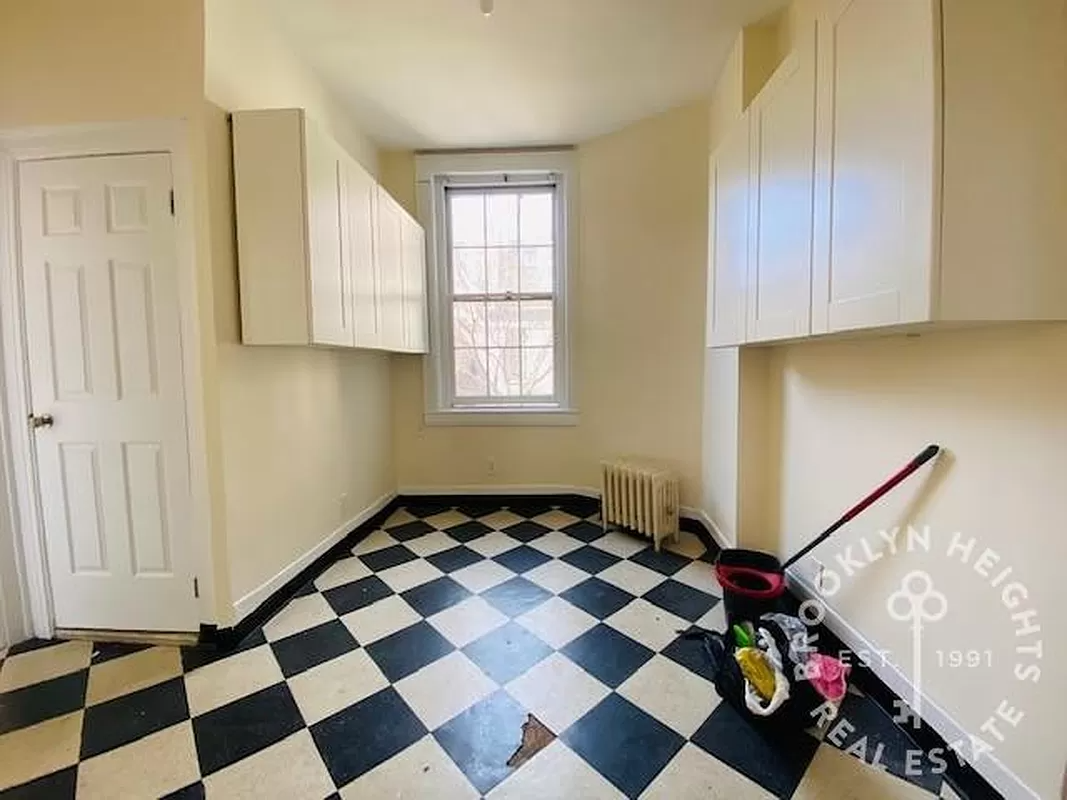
[747,30,817,343]
[375,188,406,351]
[707,114,751,347]
[341,159,379,348]
[304,124,351,346]
[401,215,428,353]
[812,0,938,333]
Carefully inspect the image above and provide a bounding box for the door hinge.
[169,189,176,216]
[193,577,200,599]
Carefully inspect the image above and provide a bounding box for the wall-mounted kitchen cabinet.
[707,0,1067,347]
[232,108,428,353]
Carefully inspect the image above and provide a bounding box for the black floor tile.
[89,641,152,665]
[403,500,455,519]
[643,580,719,622]
[444,520,494,542]
[426,545,484,574]
[81,676,189,759]
[5,638,64,657]
[0,669,87,735]
[501,520,551,542]
[563,693,684,798]
[462,621,553,684]
[453,499,501,519]
[310,686,426,787]
[560,578,634,620]
[364,621,455,682]
[192,683,304,776]
[160,782,206,799]
[561,520,606,543]
[561,546,620,575]
[387,520,436,541]
[561,624,653,688]
[493,545,552,575]
[322,575,394,616]
[629,546,691,576]
[292,580,319,598]
[661,629,718,683]
[827,692,944,794]
[691,702,821,798]
[504,500,556,518]
[269,619,359,678]
[359,544,418,572]
[433,689,528,794]
[558,496,601,519]
[401,576,472,617]
[0,766,78,799]
[480,577,552,618]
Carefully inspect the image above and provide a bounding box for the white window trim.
[416,150,577,426]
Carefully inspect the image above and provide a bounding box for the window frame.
[416,151,576,426]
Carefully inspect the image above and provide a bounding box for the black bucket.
[715,549,786,626]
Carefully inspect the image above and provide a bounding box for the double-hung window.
[420,154,574,424]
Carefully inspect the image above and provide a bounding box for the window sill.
[424,408,580,427]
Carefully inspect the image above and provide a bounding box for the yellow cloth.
[735,647,776,701]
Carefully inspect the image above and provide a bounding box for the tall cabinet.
[232,108,428,353]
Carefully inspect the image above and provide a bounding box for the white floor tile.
[425,509,471,531]
[528,531,584,558]
[640,743,775,800]
[262,593,337,642]
[383,509,417,529]
[185,645,283,717]
[0,641,92,692]
[523,559,589,594]
[591,530,648,558]
[406,530,462,557]
[480,510,525,531]
[672,561,721,597]
[488,740,625,800]
[792,745,935,800]
[341,595,422,645]
[467,531,522,558]
[605,599,690,652]
[598,561,667,597]
[394,651,498,730]
[533,509,583,530]
[665,531,707,560]
[203,730,335,799]
[427,596,509,648]
[77,722,200,799]
[287,649,389,725]
[314,556,373,592]
[339,736,479,800]
[618,655,720,738]
[506,653,610,734]
[352,529,398,555]
[695,602,727,633]
[377,559,444,593]
[516,596,598,649]
[451,560,515,593]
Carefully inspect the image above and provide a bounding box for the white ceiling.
[262,0,783,149]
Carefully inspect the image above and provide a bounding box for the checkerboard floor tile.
[0,501,950,799]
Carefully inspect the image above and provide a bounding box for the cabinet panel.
[304,122,351,347]
[375,188,406,351]
[707,114,751,347]
[341,159,379,348]
[812,0,938,333]
[401,216,427,353]
[747,31,816,343]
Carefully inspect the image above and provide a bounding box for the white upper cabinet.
[707,0,1067,346]
[232,108,428,353]
[707,113,751,347]
[747,23,817,342]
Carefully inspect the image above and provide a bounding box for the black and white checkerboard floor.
[0,499,963,798]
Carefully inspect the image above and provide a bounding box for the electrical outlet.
[487,457,496,477]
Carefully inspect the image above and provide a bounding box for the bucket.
[714,549,786,625]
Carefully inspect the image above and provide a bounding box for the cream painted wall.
[703,0,1067,794]
[382,101,709,505]
[204,0,394,610]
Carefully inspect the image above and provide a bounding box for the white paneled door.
[18,153,198,632]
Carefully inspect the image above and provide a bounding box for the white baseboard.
[232,491,396,623]
[787,572,1037,800]
[679,505,732,550]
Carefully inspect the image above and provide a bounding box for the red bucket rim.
[715,563,786,599]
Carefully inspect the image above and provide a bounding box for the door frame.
[0,119,216,637]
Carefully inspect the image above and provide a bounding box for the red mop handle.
[781,444,941,570]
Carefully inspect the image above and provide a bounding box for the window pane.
[520,247,553,293]
[453,248,486,294]
[453,301,487,348]
[520,191,553,246]
[487,348,522,397]
[520,300,553,346]
[486,193,518,246]
[487,300,520,347]
[521,347,554,396]
[486,247,519,294]
[449,193,484,246]
[455,349,488,397]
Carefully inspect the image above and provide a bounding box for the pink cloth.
[806,653,851,702]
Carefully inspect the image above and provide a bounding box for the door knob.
[29,413,54,429]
